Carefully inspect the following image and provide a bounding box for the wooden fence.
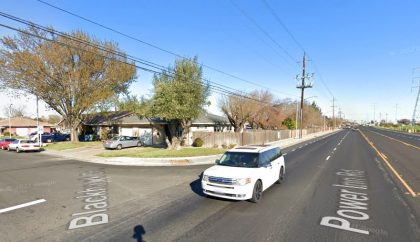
[192,128,327,148]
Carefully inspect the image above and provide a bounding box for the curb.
[42,130,339,167]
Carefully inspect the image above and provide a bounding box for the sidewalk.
[43,129,340,166]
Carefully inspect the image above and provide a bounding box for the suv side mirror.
[215,159,220,165]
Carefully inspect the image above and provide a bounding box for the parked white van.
[202,145,285,203]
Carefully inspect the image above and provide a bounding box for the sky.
[1,0,420,123]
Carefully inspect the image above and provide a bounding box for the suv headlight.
[235,178,251,186]
[202,175,209,182]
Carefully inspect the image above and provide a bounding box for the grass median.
[96,147,226,158]
[45,141,102,151]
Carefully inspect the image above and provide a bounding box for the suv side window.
[259,151,271,166]
[272,147,282,161]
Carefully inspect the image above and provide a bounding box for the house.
[0,117,55,136]
[82,111,166,145]
[82,111,232,146]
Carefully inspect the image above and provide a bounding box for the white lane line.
[292,149,296,152]
[0,199,46,214]
[283,153,287,156]
[299,146,303,149]
[326,156,331,160]
[333,148,337,151]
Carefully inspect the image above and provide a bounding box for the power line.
[260,0,306,52]
[0,16,276,106]
[0,12,248,97]
[230,0,299,66]
[260,0,334,98]
[35,0,296,98]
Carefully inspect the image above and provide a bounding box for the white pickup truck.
[202,145,286,203]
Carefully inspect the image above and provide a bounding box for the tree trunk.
[68,117,81,143]
[180,119,192,147]
[165,123,181,150]
[70,126,79,143]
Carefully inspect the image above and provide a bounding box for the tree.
[0,27,136,142]
[247,90,274,129]
[47,114,62,124]
[282,117,296,130]
[94,94,119,112]
[2,105,26,118]
[398,119,410,125]
[117,95,149,114]
[148,57,209,149]
[220,95,250,133]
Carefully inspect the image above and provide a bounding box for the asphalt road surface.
[0,128,419,242]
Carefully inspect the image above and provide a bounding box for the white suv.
[202,145,285,203]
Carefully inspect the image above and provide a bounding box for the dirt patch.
[170,159,191,165]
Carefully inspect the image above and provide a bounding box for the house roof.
[82,111,229,126]
[192,112,229,125]
[83,111,132,125]
[0,117,55,127]
[83,111,166,125]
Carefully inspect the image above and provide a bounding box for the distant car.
[202,145,286,203]
[0,138,17,150]
[8,139,41,153]
[29,132,70,143]
[103,136,143,150]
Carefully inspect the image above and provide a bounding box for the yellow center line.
[359,130,417,197]
[368,130,420,151]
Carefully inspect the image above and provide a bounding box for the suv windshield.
[218,152,259,168]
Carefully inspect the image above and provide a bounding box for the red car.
[0,138,17,150]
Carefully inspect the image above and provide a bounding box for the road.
[0,128,419,242]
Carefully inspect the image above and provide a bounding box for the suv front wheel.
[250,180,262,203]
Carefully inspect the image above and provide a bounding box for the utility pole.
[332,97,336,129]
[295,100,299,138]
[379,112,382,125]
[412,85,420,126]
[8,104,12,138]
[36,96,41,147]
[373,103,376,125]
[395,104,398,124]
[296,53,313,138]
[338,107,342,127]
[411,68,420,126]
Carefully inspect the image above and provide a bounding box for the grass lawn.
[96,147,226,158]
[0,136,26,139]
[45,141,103,151]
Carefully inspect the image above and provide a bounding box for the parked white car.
[202,145,285,203]
[8,139,41,153]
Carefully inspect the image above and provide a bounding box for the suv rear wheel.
[276,166,285,184]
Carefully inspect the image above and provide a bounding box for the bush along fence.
[192,128,330,148]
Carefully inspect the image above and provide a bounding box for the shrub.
[2,131,10,136]
[100,128,109,141]
[192,138,204,147]
[221,143,228,149]
[213,144,219,148]
[228,144,236,149]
